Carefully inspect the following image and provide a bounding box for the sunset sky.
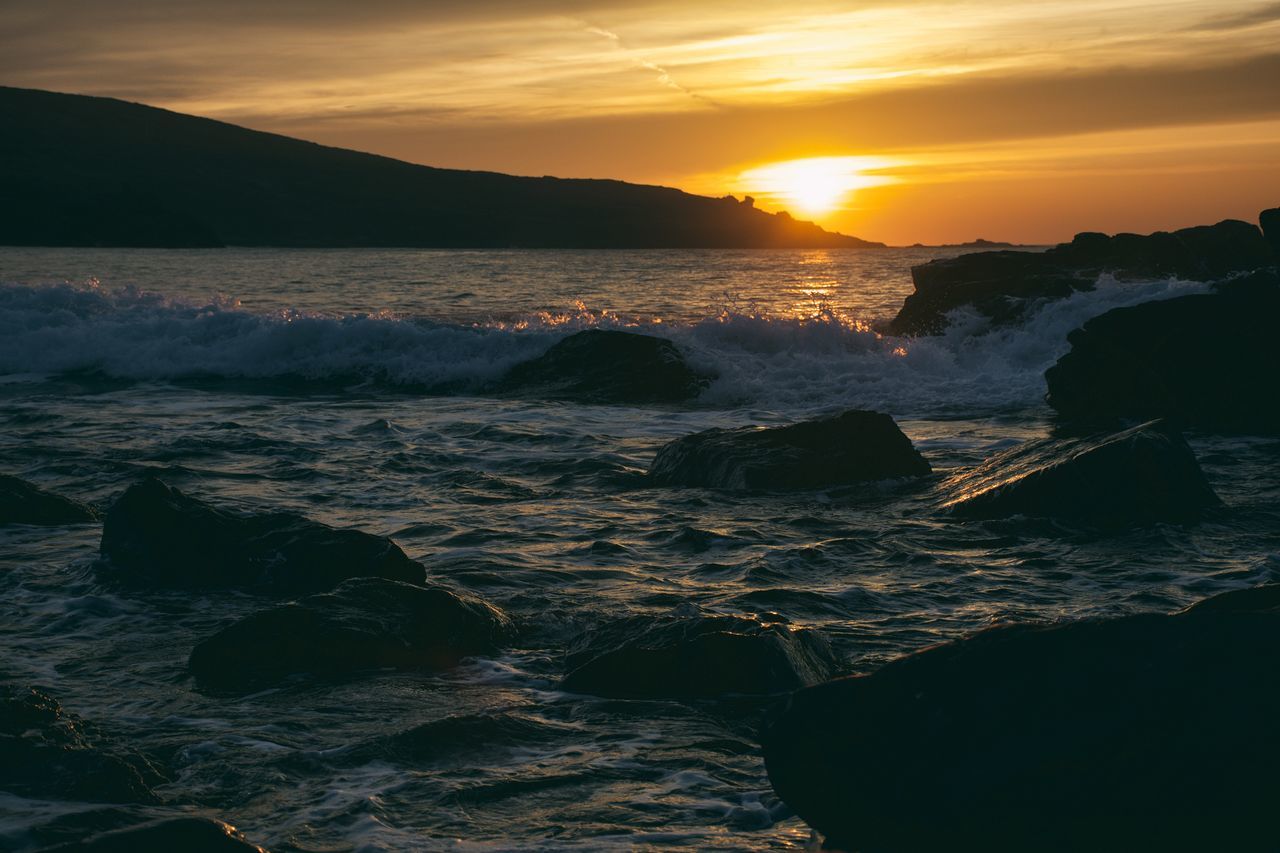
[4,0,1278,244]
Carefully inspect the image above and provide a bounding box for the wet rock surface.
[0,685,164,804]
[562,612,840,699]
[889,217,1273,335]
[98,478,424,593]
[1045,270,1280,433]
[0,474,98,525]
[648,409,931,490]
[763,584,1280,853]
[936,419,1221,523]
[189,577,514,691]
[493,329,708,404]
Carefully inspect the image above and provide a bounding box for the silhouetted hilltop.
[0,86,883,249]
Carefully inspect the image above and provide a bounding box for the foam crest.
[674,275,1210,416]
[0,276,1209,414]
[0,282,555,390]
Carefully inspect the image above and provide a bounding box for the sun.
[740,156,896,217]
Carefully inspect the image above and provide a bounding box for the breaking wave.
[0,276,1209,417]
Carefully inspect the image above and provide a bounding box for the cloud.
[581,22,723,108]
[5,0,1278,126]
[251,52,1280,181]
[1192,1,1280,31]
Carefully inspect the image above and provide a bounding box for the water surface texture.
[2,248,1277,851]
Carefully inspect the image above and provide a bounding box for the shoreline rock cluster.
[4,204,1278,849]
[888,210,1277,336]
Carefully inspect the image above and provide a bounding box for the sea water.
[1,247,1276,850]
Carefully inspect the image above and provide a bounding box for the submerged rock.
[0,474,98,525]
[0,685,164,803]
[648,409,931,490]
[763,583,1280,852]
[352,712,574,767]
[45,816,268,852]
[494,328,707,404]
[189,578,513,690]
[889,217,1273,335]
[99,478,424,593]
[937,419,1221,523]
[1045,270,1280,433]
[562,613,839,699]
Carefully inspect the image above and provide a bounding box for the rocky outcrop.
[0,474,98,525]
[0,685,164,804]
[98,478,424,593]
[1045,270,1280,433]
[763,584,1280,852]
[493,329,708,404]
[648,410,931,490]
[44,816,269,852]
[561,612,839,699]
[937,419,1221,523]
[189,578,513,691]
[889,217,1273,335]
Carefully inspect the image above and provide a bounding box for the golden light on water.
[738,156,899,217]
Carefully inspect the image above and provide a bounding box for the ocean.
[2,247,1277,850]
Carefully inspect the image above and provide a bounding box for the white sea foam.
[0,276,1210,417]
[682,274,1211,416]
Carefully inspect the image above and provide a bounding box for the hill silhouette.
[0,86,883,250]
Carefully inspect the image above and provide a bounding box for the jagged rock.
[937,419,1221,523]
[0,474,98,525]
[1045,270,1280,433]
[763,584,1280,853]
[890,250,1082,335]
[0,685,163,803]
[562,613,839,699]
[45,816,268,852]
[189,578,513,690]
[493,329,707,404]
[98,478,424,593]
[648,410,931,490]
[889,217,1273,335]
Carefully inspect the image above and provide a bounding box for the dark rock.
[1045,270,1280,433]
[891,250,1082,335]
[189,577,513,690]
[1259,206,1279,261]
[562,613,839,699]
[889,218,1272,335]
[99,478,424,593]
[764,583,1280,852]
[0,474,98,525]
[0,685,164,803]
[648,410,931,490]
[937,419,1221,523]
[45,816,267,852]
[493,329,708,404]
[353,712,573,767]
